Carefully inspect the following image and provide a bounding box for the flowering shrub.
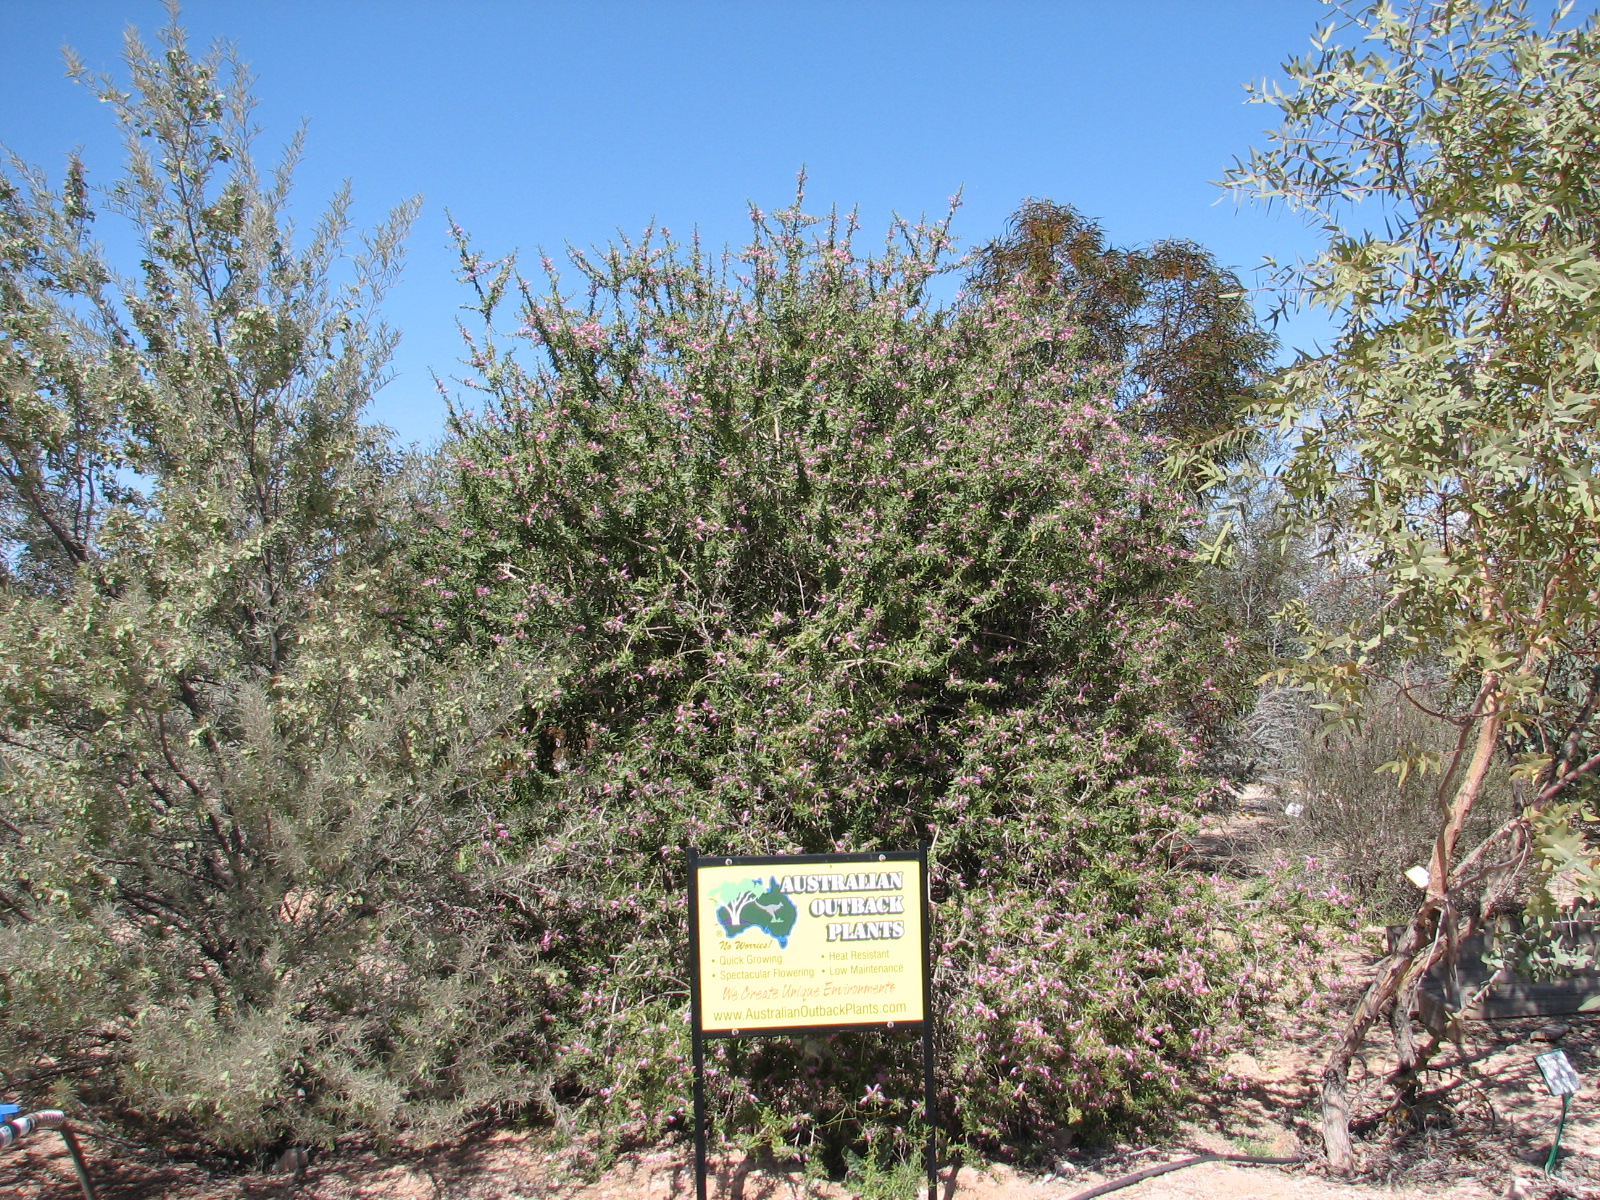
[423,191,1253,1161]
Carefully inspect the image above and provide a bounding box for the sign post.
[1537,1049,1582,1176]
[686,846,936,1200]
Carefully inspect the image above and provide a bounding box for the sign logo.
[710,877,797,947]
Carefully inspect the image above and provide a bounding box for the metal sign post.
[686,855,711,1200]
[1536,1049,1582,1176]
[686,845,937,1200]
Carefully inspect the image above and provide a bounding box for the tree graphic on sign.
[710,878,796,947]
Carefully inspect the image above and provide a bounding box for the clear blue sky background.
[3,1,1338,448]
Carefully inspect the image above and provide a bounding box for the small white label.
[1538,1050,1582,1096]
[1404,865,1431,889]
[1283,802,1305,818]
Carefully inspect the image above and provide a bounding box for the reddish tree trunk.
[1319,688,1504,1173]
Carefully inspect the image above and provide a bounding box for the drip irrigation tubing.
[1063,1152,1302,1200]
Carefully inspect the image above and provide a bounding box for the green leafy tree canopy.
[1226,0,1600,1171]
[969,198,1276,451]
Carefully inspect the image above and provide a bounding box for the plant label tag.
[1538,1050,1582,1096]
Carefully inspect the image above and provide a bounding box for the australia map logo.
[710,877,797,948]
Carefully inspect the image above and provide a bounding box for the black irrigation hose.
[1063,1152,1302,1200]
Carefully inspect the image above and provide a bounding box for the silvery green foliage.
[1228,0,1600,761]
[0,14,566,1158]
[1226,0,1600,1170]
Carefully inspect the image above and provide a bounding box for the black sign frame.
[685,845,937,1200]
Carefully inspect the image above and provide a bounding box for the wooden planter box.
[1388,920,1600,1021]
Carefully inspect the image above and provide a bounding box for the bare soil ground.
[7,792,1598,1200]
[0,1136,1515,1200]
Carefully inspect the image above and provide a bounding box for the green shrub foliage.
[426,193,1252,1158]
[0,19,566,1158]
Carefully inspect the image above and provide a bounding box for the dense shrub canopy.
[424,195,1253,1156]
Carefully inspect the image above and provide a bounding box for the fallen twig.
[1064,1153,1302,1200]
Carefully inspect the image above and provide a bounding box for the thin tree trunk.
[1320,911,1436,1172]
[1389,964,1424,1113]
[1320,684,1505,1173]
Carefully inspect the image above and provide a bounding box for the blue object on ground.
[0,1105,20,1120]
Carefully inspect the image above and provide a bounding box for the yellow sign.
[691,854,926,1035]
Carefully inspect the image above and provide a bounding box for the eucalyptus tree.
[968,199,1276,452]
[1226,0,1600,1171]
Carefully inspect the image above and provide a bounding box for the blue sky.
[3,1,1337,448]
